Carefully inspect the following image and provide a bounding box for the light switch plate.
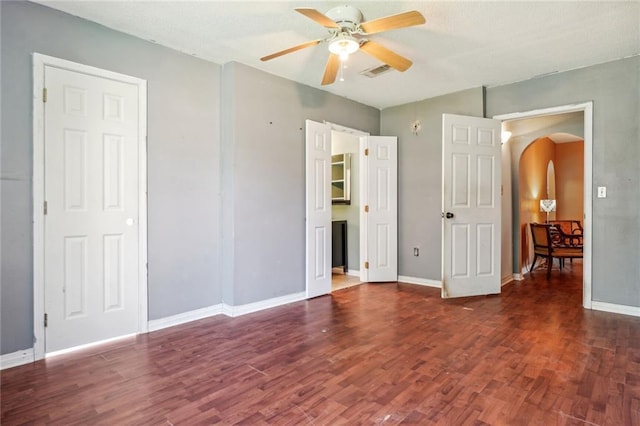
[597,186,607,198]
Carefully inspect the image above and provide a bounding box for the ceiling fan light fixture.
[262,6,425,86]
[329,33,359,61]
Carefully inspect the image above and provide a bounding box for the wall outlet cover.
[597,186,607,198]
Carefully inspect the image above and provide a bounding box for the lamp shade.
[329,33,359,61]
[540,199,556,213]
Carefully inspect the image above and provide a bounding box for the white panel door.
[442,114,501,298]
[305,120,332,298]
[44,65,141,352]
[362,136,398,282]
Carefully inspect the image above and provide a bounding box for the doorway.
[519,133,583,272]
[495,102,593,309]
[330,130,362,292]
[305,120,398,298]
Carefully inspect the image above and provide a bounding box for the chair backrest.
[530,223,552,254]
[549,220,582,235]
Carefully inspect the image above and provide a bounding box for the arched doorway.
[518,136,583,270]
[496,102,593,308]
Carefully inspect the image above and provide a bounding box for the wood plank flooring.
[3,261,640,425]
[332,270,361,291]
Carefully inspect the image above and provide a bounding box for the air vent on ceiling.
[360,64,393,78]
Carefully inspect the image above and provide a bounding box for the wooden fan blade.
[295,8,340,28]
[360,41,413,72]
[321,54,340,85]
[260,39,322,62]
[359,11,425,35]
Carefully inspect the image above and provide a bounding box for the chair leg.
[530,254,539,273]
[547,256,552,278]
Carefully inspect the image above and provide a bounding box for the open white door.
[361,136,398,282]
[305,120,332,298]
[442,114,501,298]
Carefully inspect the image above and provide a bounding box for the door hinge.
[364,261,369,269]
[364,205,369,213]
[44,313,48,328]
[364,148,369,156]
[43,201,48,215]
[43,88,48,103]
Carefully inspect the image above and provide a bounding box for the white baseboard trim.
[1,348,35,370]
[501,275,515,286]
[591,301,640,318]
[223,292,307,317]
[142,292,309,331]
[148,304,224,332]
[6,293,309,368]
[398,275,442,288]
[513,273,525,281]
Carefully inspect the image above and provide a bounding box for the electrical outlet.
[414,247,419,256]
[597,186,607,198]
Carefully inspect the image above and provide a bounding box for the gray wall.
[1,1,221,354]
[500,144,513,282]
[220,62,378,305]
[4,1,637,358]
[380,88,484,280]
[0,2,378,355]
[487,56,640,307]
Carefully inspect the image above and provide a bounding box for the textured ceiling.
[33,1,640,109]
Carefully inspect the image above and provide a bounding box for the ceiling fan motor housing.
[326,5,363,31]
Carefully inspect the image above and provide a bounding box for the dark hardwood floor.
[2,261,640,425]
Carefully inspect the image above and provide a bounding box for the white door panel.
[442,114,501,298]
[363,136,398,282]
[44,65,141,352]
[305,120,332,298]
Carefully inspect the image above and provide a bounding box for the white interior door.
[361,136,398,282]
[305,120,332,298]
[43,64,143,352]
[442,114,501,298]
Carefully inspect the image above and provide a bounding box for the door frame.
[32,53,148,360]
[304,121,369,297]
[325,122,370,283]
[494,102,593,309]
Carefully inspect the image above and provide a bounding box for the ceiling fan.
[260,5,426,85]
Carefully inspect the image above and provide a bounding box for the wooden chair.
[530,223,583,278]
